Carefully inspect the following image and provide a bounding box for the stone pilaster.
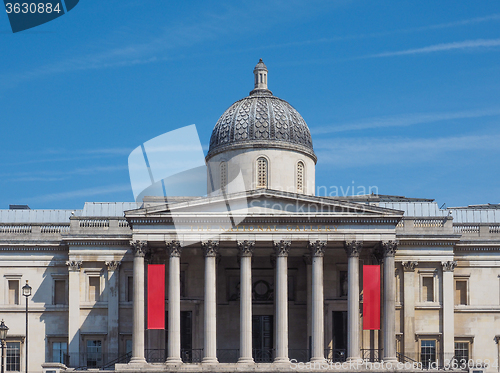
[273,240,291,364]
[166,241,183,365]
[237,240,255,364]
[402,261,418,358]
[344,241,362,362]
[442,261,457,360]
[66,260,82,367]
[105,261,120,360]
[382,241,397,363]
[309,241,326,363]
[202,241,219,364]
[130,241,148,364]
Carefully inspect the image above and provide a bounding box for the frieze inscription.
[189,224,337,232]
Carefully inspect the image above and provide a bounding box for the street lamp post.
[0,320,9,373]
[22,281,31,373]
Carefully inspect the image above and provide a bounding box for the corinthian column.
[344,241,362,362]
[166,241,183,365]
[202,241,219,364]
[273,240,291,364]
[309,241,326,363]
[382,241,397,363]
[130,241,148,364]
[237,240,255,364]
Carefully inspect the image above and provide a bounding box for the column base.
[309,357,327,364]
[273,357,290,364]
[382,357,398,364]
[165,357,183,365]
[202,357,219,364]
[346,357,363,364]
[237,357,254,364]
[128,357,147,365]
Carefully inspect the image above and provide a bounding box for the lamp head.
[22,280,32,297]
[0,319,8,341]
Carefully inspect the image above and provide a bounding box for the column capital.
[381,240,398,257]
[66,260,82,272]
[344,241,362,257]
[441,260,457,272]
[202,240,219,257]
[105,261,121,271]
[402,261,418,272]
[308,240,326,257]
[167,240,182,257]
[130,240,148,257]
[237,240,255,257]
[273,240,291,257]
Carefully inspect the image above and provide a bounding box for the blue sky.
[1,0,499,209]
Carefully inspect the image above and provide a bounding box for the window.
[339,271,348,297]
[256,157,268,188]
[180,270,186,298]
[89,277,100,302]
[220,162,227,191]
[6,341,21,371]
[455,280,467,305]
[455,341,470,364]
[54,280,67,305]
[52,342,68,364]
[127,276,133,302]
[296,161,304,193]
[422,276,434,302]
[420,340,436,368]
[86,340,102,367]
[126,339,132,354]
[8,280,19,305]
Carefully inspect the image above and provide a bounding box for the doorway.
[252,315,273,362]
[332,311,347,361]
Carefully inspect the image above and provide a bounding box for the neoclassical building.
[1,60,500,373]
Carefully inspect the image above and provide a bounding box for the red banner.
[363,265,380,330]
[147,264,165,329]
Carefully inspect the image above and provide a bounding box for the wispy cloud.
[2,147,132,166]
[25,184,132,203]
[1,1,314,88]
[0,165,128,183]
[315,133,500,168]
[413,13,500,31]
[368,38,500,58]
[311,108,500,134]
[245,14,500,54]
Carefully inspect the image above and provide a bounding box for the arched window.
[257,157,268,188]
[220,162,227,191]
[297,161,304,193]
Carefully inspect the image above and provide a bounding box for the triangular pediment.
[125,189,403,219]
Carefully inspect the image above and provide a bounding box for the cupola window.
[257,157,268,188]
[297,161,304,193]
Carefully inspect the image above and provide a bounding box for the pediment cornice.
[126,189,404,221]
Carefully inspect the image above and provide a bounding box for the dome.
[206,60,316,163]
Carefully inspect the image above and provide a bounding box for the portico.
[118,190,403,370]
